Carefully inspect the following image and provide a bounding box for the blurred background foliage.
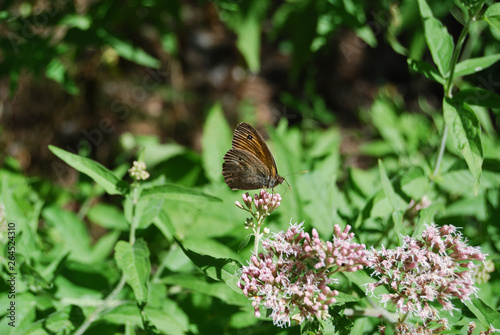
[1,0,500,334]
[4,0,498,179]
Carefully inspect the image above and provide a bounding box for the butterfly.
[222,123,285,190]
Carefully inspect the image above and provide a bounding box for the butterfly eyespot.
[247,135,253,140]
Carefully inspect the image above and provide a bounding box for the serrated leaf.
[443,98,483,195]
[49,145,129,196]
[418,0,454,76]
[114,239,151,303]
[201,104,232,183]
[407,58,444,84]
[455,54,500,77]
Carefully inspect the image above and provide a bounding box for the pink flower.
[365,224,487,323]
[239,222,370,327]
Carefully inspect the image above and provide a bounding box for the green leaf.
[484,3,500,32]
[42,206,91,263]
[90,231,121,264]
[453,88,500,108]
[334,291,360,304]
[238,234,252,253]
[45,59,80,95]
[98,29,160,68]
[114,239,151,303]
[135,196,164,229]
[201,104,232,183]
[355,25,377,48]
[141,184,221,202]
[174,237,242,293]
[183,237,245,263]
[407,58,444,84]
[0,293,36,334]
[443,98,483,195]
[235,10,262,72]
[0,11,10,22]
[400,167,429,199]
[59,14,92,30]
[465,298,500,329]
[414,202,445,237]
[418,0,454,76]
[378,160,404,245]
[44,306,78,334]
[162,274,248,306]
[371,98,406,154]
[224,2,269,72]
[102,304,188,335]
[87,203,129,230]
[455,54,500,77]
[49,145,129,196]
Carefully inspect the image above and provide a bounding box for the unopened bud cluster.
[235,189,281,220]
[128,161,150,181]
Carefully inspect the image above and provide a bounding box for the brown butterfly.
[222,123,285,190]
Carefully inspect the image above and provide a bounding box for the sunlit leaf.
[114,239,151,303]
[443,98,483,195]
[49,145,129,196]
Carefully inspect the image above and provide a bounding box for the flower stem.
[432,7,477,180]
[73,276,127,335]
[75,183,142,334]
[254,224,261,256]
[432,124,448,179]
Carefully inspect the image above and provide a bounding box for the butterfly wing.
[222,148,271,190]
[231,123,278,177]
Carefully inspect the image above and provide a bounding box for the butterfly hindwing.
[222,148,270,190]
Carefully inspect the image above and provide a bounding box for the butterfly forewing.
[231,123,278,177]
[222,122,285,190]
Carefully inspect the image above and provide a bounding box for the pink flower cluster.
[366,224,487,322]
[238,223,371,327]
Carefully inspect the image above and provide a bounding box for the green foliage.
[1,0,500,334]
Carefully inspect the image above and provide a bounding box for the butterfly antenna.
[283,170,309,177]
[285,178,291,191]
